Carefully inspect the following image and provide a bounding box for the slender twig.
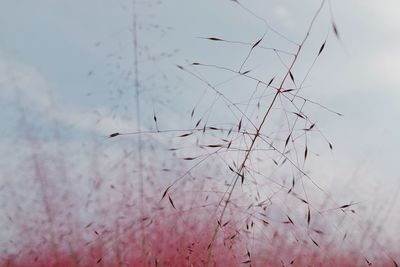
[132,0,146,265]
[205,1,327,264]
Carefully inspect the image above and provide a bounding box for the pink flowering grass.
[2,1,399,266]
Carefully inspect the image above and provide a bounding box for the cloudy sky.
[1,0,399,248]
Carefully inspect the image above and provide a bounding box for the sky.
[0,0,400,251]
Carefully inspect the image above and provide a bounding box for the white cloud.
[367,52,400,87]
[0,56,140,137]
[360,1,400,30]
[0,56,53,110]
[273,6,289,19]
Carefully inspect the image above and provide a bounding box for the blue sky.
[1,0,400,245]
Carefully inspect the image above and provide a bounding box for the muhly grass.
[1,173,398,267]
[1,141,398,267]
[2,1,399,267]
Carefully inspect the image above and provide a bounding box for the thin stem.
[132,0,146,265]
[205,1,327,264]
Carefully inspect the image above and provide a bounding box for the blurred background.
[0,0,399,265]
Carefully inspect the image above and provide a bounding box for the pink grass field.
[1,1,399,267]
[1,165,398,267]
[2,210,398,267]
